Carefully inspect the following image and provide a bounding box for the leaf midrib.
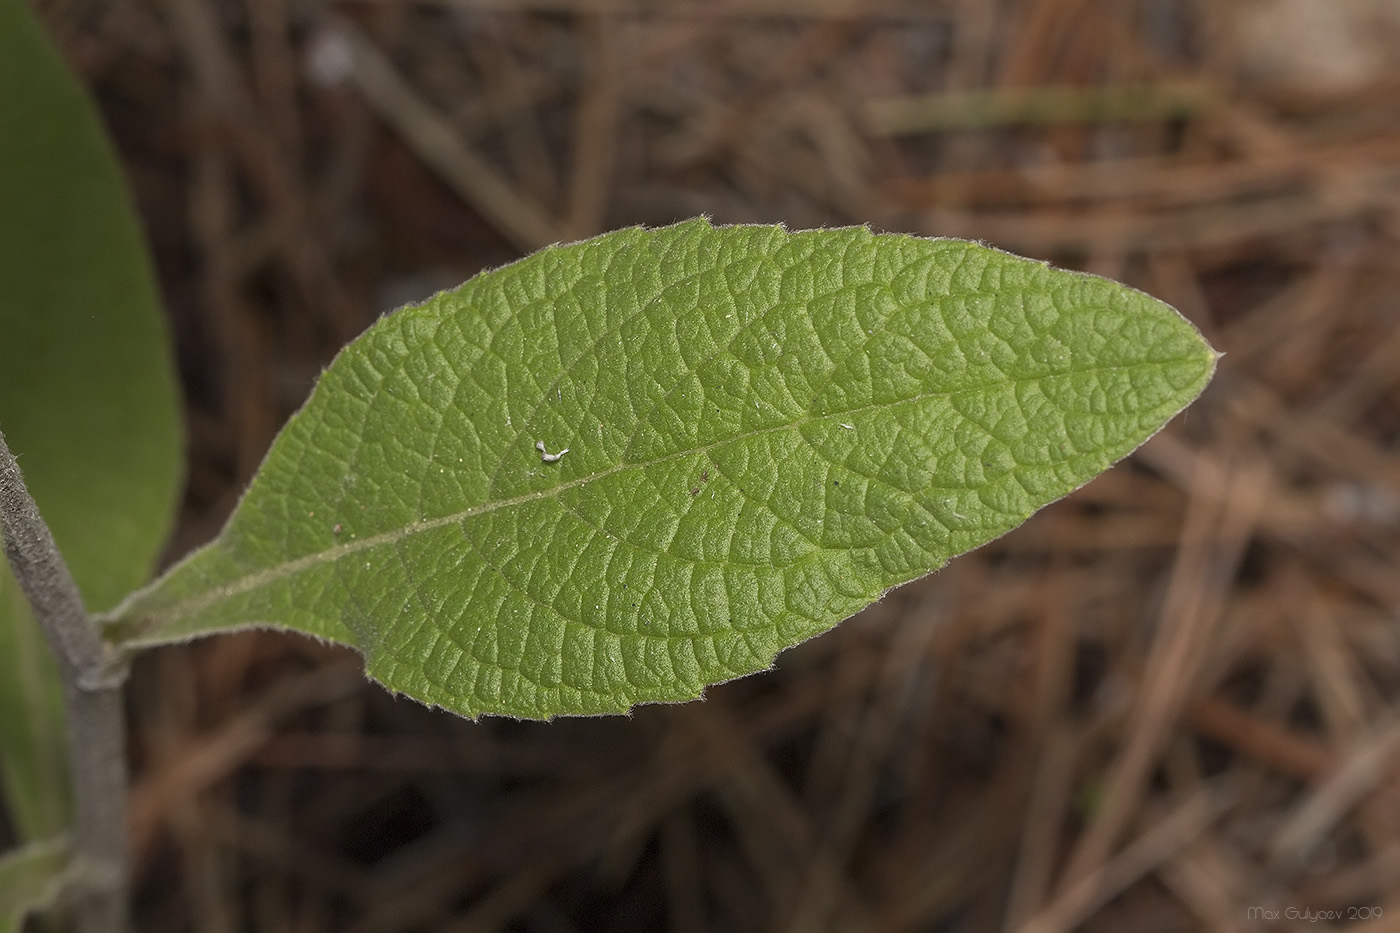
[105,355,1192,639]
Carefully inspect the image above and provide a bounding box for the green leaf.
[106,220,1215,719]
[0,0,183,836]
[0,837,71,932]
[0,584,66,840]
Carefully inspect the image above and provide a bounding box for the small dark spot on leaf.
[332,523,343,535]
[701,469,709,482]
[833,480,840,487]
[689,487,700,496]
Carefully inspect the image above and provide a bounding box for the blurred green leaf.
[0,584,66,843]
[108,220,1215,720]
[0,836,70,933]
[0,0,183,839]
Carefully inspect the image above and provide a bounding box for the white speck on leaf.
[536,441,569,463]
[840,423,855,430]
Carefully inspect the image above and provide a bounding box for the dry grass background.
[27,0,1400,929]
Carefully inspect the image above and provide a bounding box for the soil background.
[28,0,1400,929]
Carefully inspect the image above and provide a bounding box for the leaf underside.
[107,220,1216,719]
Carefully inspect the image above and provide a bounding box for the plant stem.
[0,431,128,933]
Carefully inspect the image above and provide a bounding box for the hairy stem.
[0,430,127,932]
